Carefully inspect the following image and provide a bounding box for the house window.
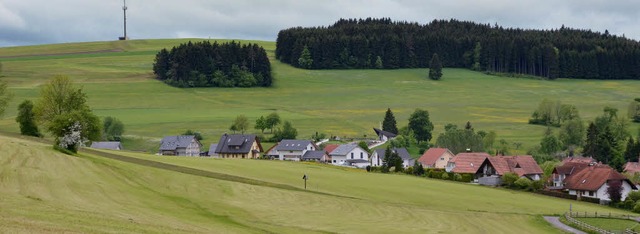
[589,191,594,196]
[351,152,354,159]
[440,157,444,160]
[333,160,336,163]
[360,152,363,159]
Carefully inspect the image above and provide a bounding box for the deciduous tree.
[16,100,41,137]
[34,76,100,152]
[103,116,125,141]
[265,112,281,133]
[408,109,434,143]
[255,116,267,133]
[230,115,249,134]
[272,121,297,141]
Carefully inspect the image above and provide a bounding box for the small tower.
[119,0,129,40]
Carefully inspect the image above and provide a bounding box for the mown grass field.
[2,133,635,233]
[574,217,640,232]
[0,39,639,153]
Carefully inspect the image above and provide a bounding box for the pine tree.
[584,122,599,157]
[382,108,398,134]
[298,46,313,69]
[429,53,443,80]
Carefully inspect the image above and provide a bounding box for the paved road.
[543,216,586,234]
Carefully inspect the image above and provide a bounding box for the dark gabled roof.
[554,162,591,176]
[302,150,327,160]
[160,135,198,151]
[373,128,397,138]
[276,139,313,151]
[374,148,412,160]
[90,141,122,150]
[564,164,637,191]
[330,144,358,156]
[215,134,262,154]
[418,148,453,166]
[208,144,219,156]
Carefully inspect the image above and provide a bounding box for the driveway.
[543,216,586,234]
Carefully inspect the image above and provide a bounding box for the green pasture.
[0,39,638,153]
[575,217,640,232]
[2,134,633,233]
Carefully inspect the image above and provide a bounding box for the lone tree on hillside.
[429,53,443,80]
[265,112,281,133]
[16,100,41,137]
[382,108,398,134]
[34,75,101,152]
[0,62,12,117]
[298,46,313,69]
[230,115,250,134]
[103,116,125,141]
[408,108,434,143]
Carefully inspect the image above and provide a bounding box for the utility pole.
[120,0,128,40]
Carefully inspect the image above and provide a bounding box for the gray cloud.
[1,0,639,47]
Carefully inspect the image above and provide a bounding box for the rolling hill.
[0,133,631,233]
[0,39,638,153]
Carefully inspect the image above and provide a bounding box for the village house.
[272,139,318,161]
[214,134,263,159]
[550,161,593,189]
[624,161,640,175]
[159,135,202,156]
[329,143,370,168]
[563,164,637,203]
[302,150,331,162]
[370,147,413,168]
[476,155,543,186]
[418,148,455,169]
[373,128,396,141]
[90,141,123,151]
[445,152,490,174]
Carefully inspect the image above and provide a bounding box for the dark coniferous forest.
[276,18,640,79]
[153,41,272,88]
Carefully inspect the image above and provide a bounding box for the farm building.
[158,135,201,156]
[90,141,123,150]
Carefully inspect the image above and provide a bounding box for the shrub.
[501,172,519,188]
[366,165,371,172]
[454,173,463,181]
[430,170,442,179]
[633,201,640,213]
[404,166,414,175]
[627,191,640,202]
[461,174,473,183]
[530,180,544,191]
[514,178,532,190]
[441,172,450,180]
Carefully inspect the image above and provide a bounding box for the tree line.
[153,41,272,88]
[276,18,640,80]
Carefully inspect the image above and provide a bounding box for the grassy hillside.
[0,39,638,153]
[1,133,632,233]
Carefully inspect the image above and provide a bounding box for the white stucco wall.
[596,181,635,201]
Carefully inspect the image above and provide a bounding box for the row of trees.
[276,18,640,79]
[229,112,298,142]
[153,41,272,88]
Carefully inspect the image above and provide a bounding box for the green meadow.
[1,133,634,233]
[0,39,639,153]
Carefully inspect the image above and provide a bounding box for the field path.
[543,216,586,234]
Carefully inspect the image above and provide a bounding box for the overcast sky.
[1,0,639,47]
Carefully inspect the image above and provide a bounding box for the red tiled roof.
[451,152,490,173]
[624,162,640,174]
[554,162,591,176]
[323,144,340,155]
[418,148,451,166]
[564,164,635,191]
[483,155,543,176]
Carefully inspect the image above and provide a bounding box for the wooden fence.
[564,212,640,234]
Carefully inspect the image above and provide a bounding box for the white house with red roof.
[563,164,637,202]
[476,155,543,186]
